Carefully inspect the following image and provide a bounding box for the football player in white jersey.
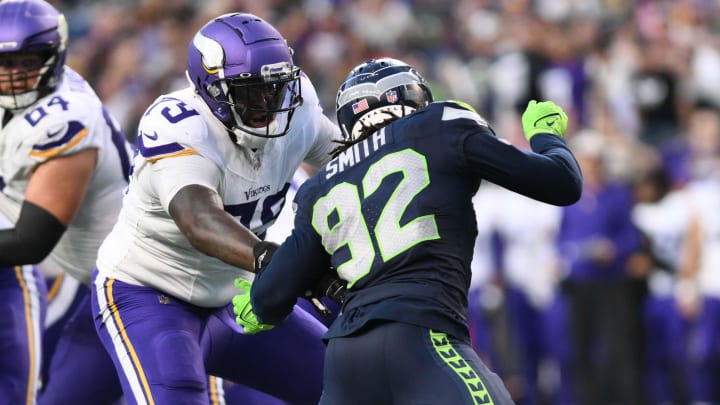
[91,12,340,404]
[0,0,134,403]
[631,166,694,404]
[679,172,720,404]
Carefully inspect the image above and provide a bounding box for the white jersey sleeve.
[150,154,221,212]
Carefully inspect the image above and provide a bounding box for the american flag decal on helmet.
[352,99,369,114]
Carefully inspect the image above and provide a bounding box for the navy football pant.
[0,265,46,405]
[92,271,326,405]
[320,321,514,405]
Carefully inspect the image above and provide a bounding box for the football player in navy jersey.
[233,57,583,404]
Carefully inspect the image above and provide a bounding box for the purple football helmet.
[336,57,432,141]
[0,0,68,110]
[187,13,303,148]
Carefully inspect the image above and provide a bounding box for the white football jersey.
[632,188,693,296]
[264,165,312,244]
[491,186,562,309]
[0,67,133,285]
[687,179,720,297]
[96,75,339,307]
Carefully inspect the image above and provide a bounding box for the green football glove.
[521,100,568,141]
[232,278,274,335]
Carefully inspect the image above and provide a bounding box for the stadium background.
[47,0,720,404]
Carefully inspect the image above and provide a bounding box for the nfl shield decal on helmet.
[386,90,398,103]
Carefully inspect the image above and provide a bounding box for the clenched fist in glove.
[521,100,568,141]
[302,272,348,318]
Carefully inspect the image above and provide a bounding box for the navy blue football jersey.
[250,101,582,341]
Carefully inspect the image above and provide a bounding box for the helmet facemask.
[187,13,305,150]
[222,61,302,145]
[0,49,63,112]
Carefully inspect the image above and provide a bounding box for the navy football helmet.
[0,0,68,110]
[186,13,302,149]
[336,57,433,141]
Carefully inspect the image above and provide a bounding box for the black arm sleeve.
[0,200,66,266]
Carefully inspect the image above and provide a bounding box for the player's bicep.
[25,147,98,225]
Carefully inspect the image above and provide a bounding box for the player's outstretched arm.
[169,184,261,271]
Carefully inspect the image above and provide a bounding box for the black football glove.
[252,241,279,273]
[302,272,347,318]
[318,272,347,305]
[253,240,348,318]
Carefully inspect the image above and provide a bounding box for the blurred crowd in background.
[48,0,720,404]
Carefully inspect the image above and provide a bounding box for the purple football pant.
[40,273,85,385]
[687,297,720,403]
[543,292,575,405]
[221,380,291,405]
[92,270,326,405]
[466,288,498,368]
[38,281,123,405]
[0,265,46,405]
[40,274,240,404]
[202,297,326,403]
[643,295,690,404]
[211,291,340,405]
[504,286,548,405]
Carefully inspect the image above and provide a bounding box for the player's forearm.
[471,135,582,205]
[170,184,261,270]
[183,210,260,270]
[252,237,325,323]
[0,200,65,266]
[526,134,583,203]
